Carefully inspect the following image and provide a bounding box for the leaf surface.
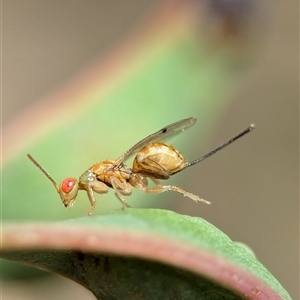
[1,209,291,300]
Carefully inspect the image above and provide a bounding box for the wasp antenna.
[27,154,60,192]
[186,124,255,168]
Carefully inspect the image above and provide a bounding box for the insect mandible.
[27,117,255,215]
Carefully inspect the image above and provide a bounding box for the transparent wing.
[114,117,196,167]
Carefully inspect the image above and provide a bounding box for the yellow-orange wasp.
[27,118,255,215]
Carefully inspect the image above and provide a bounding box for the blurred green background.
[2,1,298,299]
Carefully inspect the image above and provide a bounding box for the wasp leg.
[86,181,110,216]
[134,157,170,179]
[131,174,210,205]
[110,176,132,209]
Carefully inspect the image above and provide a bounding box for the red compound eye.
[61,178,76,193]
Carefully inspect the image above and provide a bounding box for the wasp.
[27,118,255,215]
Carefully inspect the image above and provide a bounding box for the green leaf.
[1,0,268,290]
[1,209,291,300]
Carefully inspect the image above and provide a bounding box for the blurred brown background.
[2,1,298,299]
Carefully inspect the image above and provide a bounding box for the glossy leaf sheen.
[1,209,291,300]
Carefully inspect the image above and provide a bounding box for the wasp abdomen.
[132,142,187,179]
